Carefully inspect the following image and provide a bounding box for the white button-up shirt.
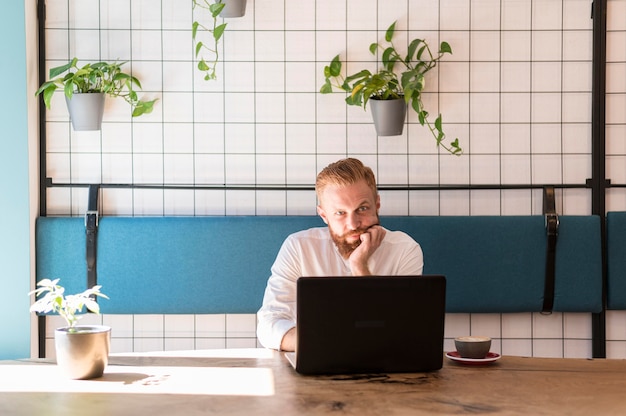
[256,226,424,349]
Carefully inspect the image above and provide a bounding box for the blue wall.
[0,1,32,359]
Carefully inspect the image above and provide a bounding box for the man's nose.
[346,212,361,230]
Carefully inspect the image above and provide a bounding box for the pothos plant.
[35,58,157,117]
[192,0,228,81]
[28,278,109,332]
[321,21,462,155]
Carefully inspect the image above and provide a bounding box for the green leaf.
[132,99,156,117]
[329,55,342,77]
[404,86,413,101]
[416,44,427,61]
[369,43,378,55]
[407,39,422,61]
[381,47,395,68]
[435,114,443,131]
[440,41,452,54]
[63,82,74,99]
[198,59,210,71]
[450,138,462,155]
[411,96,423,113]
[49,60,75,79]
[345,69,371,84]
[320,80,333,94]
[42,87,56,109]
[192,21,199,38]
[385,21,396,42]
[195,42,204,57]
[209,1,226,17]
[214,23,227,42]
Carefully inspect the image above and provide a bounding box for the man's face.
[317,179,380,258]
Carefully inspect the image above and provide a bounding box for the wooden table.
[2,349,626,415]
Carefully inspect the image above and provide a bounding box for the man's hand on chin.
[349,225,386,276]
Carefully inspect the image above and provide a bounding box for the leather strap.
[542,186,558,314]
[86,184,99,289]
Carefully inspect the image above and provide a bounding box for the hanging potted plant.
[28,278,110,379]
[320,21,462,155]
[192,0,247,81]
[35,58,157,131]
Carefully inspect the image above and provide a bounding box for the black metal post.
[36,0,49,359]
[591,0,608,359]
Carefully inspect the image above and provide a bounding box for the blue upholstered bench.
[35,215,603,315]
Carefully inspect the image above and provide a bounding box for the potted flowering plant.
[29,278,110,379]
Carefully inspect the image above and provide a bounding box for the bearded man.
[256,158,424,351]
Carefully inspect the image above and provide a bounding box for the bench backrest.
[607,211,626,310]
[35,215,603,314]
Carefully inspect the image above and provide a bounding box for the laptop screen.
[290,275,446,375]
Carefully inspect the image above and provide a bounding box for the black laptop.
[285,275,446,375]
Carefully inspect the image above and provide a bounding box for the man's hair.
[315,158,378,202]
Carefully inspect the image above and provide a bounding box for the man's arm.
[257,236,300,350]
[280,327,297,351]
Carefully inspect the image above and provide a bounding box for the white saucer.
[446,351,501,365]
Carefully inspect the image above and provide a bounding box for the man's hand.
[349,225,386,276]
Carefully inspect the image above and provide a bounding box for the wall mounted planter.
[65,92,105,131]
[369,97,407,136]
[221,0,247,17]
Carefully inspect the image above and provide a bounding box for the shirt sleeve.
[398,240,424,275]
[256,236,301,350]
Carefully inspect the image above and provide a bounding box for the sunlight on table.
[110,348,275,360]
[0,365,275,396]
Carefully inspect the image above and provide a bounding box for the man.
[256,158,424,351]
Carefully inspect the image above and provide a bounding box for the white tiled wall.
[38,0,626,359]
[43,311,592,359]
[43,313,259,359]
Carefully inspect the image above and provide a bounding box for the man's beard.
[330,222,380,259]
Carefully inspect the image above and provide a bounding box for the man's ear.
[317,205,328,224]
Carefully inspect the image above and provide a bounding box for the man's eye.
[334,211,345,216]
[358,206,369,212]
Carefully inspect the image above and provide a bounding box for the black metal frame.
[36,0,47,360]
[590,0,608,359]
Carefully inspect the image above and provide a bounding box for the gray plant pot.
[369,97,407,136]
[220,0,247,17]
[65,92,105,131]
[55,325,111,379]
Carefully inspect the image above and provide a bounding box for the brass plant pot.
[55,325,111,379]
[369,97,407,136]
